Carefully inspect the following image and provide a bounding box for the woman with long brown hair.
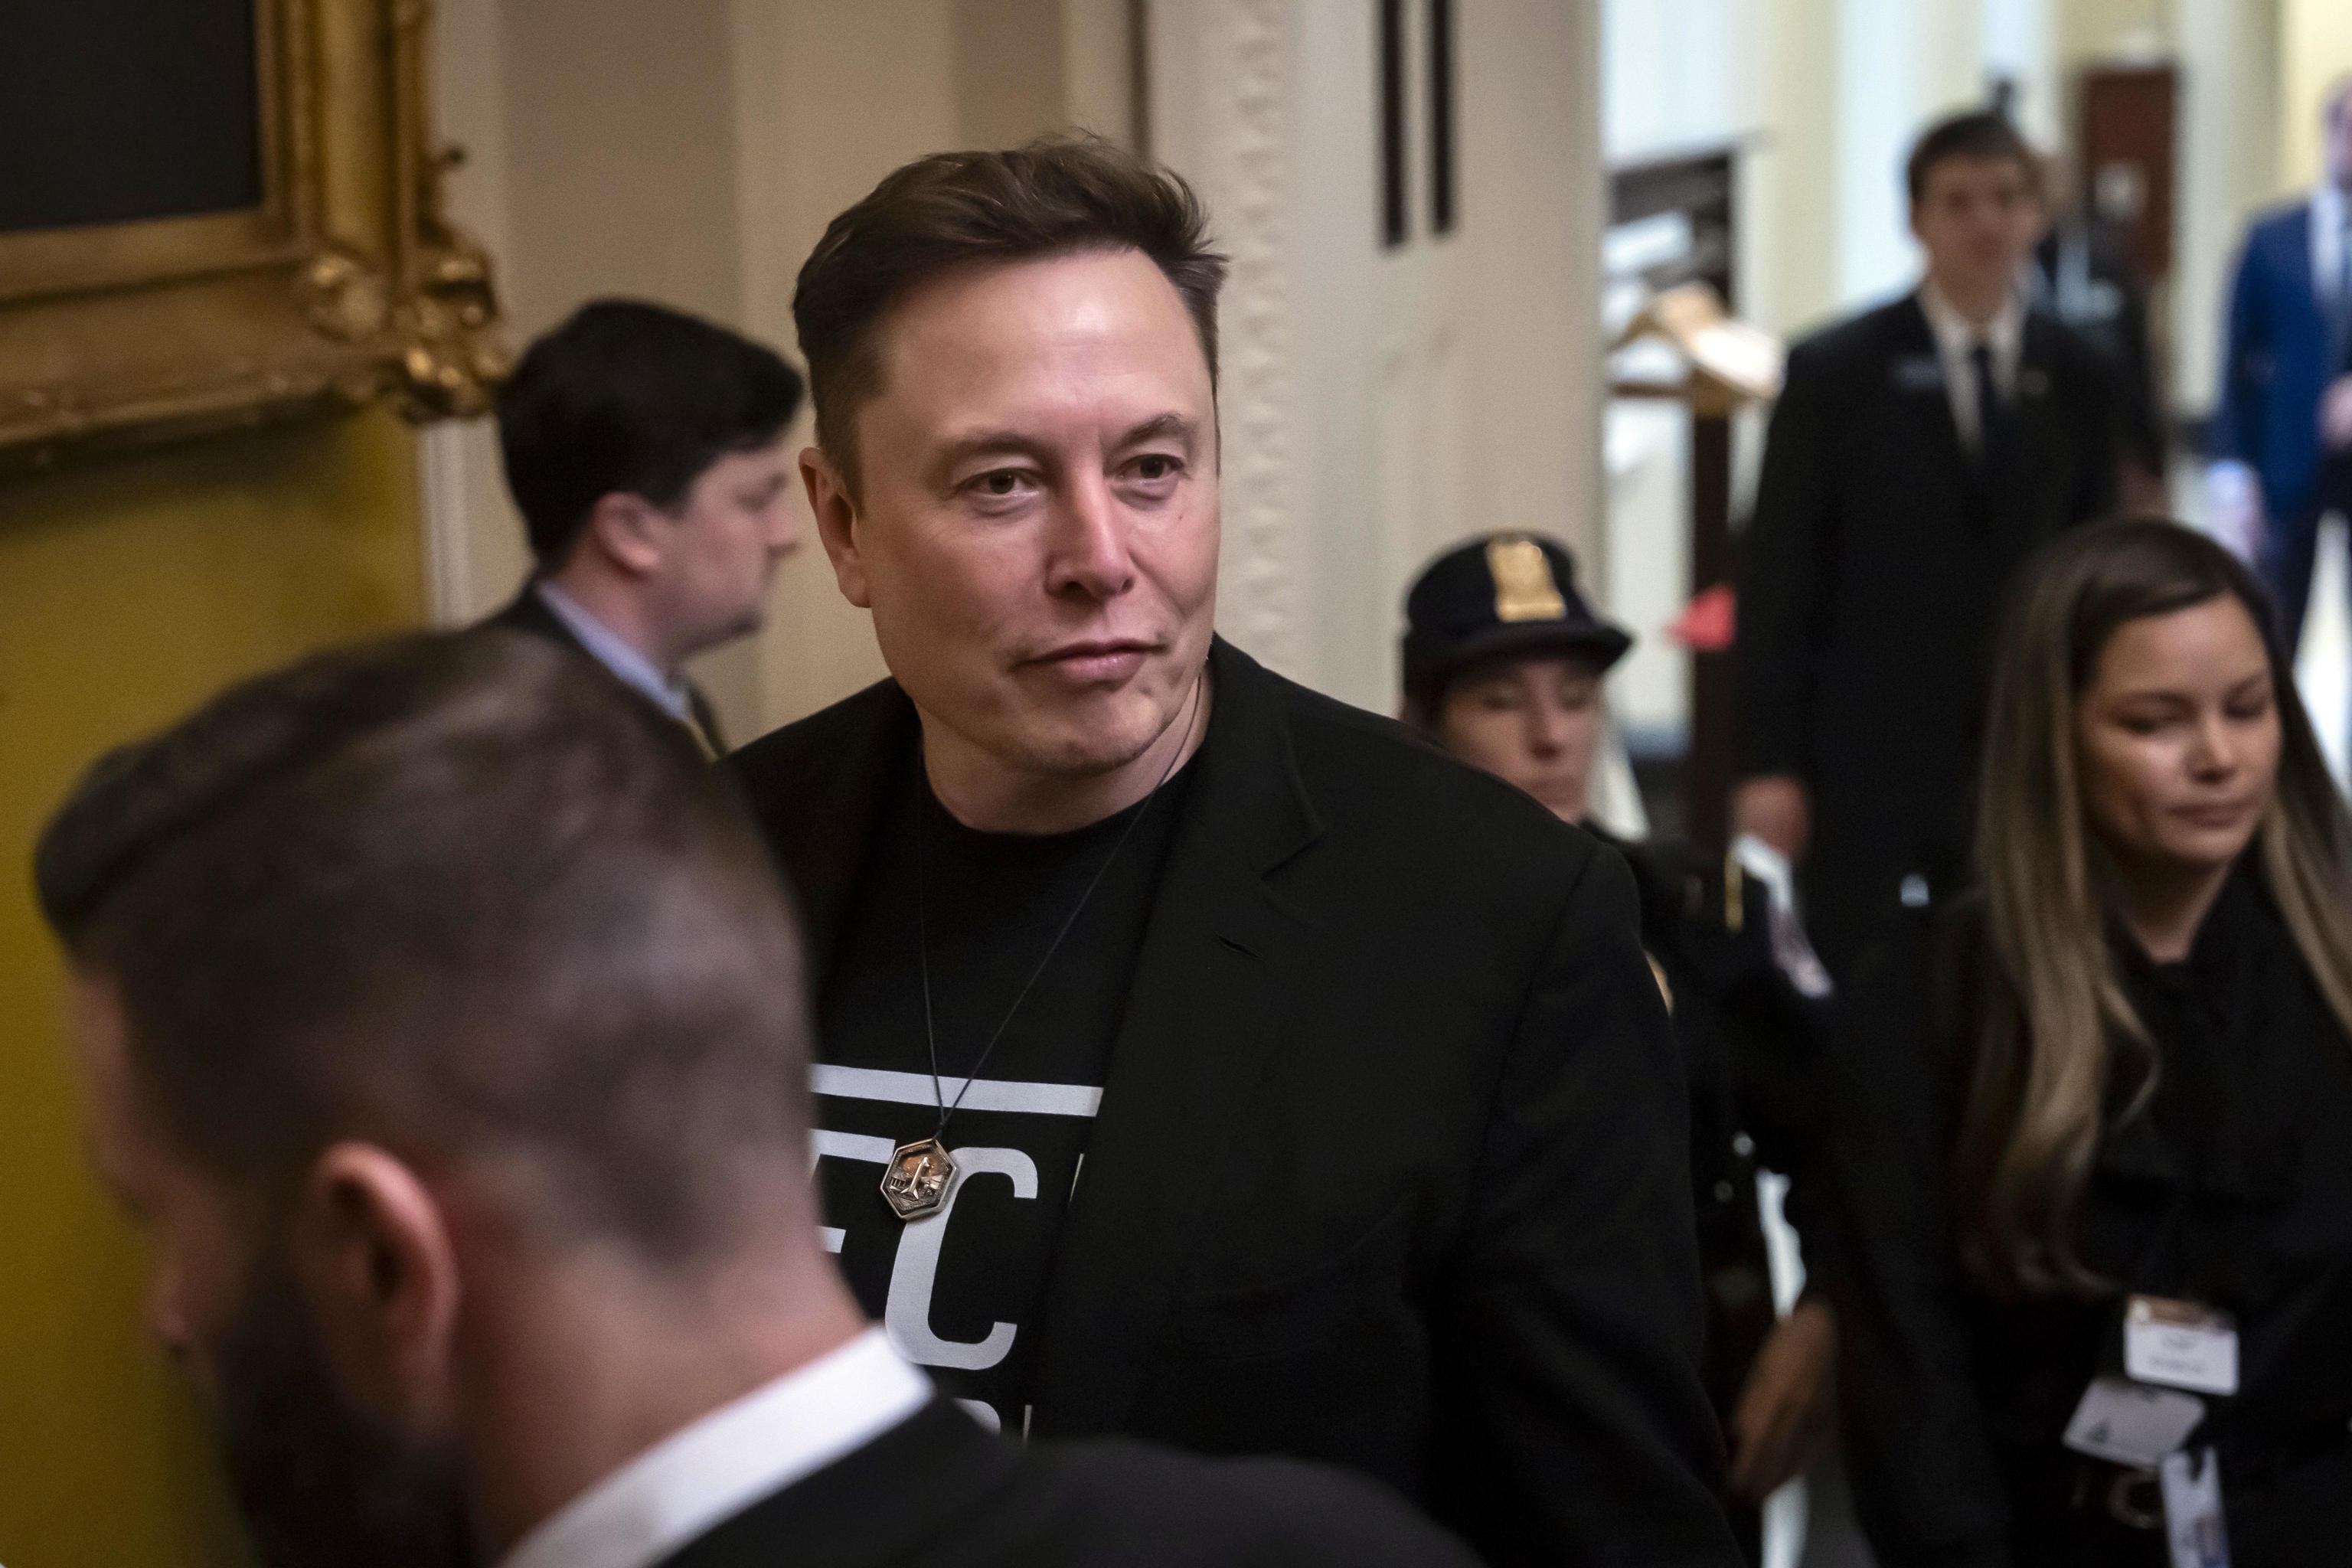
[1832,520,2352,1565]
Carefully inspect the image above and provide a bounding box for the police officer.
[1402,534,1836,1560]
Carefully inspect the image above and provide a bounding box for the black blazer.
[658,1399,1480,1568]
[483,584,727,755]
[725,638,1741,1567]
[1735,295,2118,971]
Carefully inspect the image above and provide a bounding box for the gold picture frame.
[0,0,506,472]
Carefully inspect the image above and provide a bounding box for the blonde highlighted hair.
[1962,520,2352,1295]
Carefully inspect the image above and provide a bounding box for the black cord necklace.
[880,669,1206,1221]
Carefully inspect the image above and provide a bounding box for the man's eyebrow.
[929,413,1198,475]
[1116,413,1197,449]
[932,430,1050,472]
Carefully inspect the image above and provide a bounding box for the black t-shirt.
[812,752,1193,1436]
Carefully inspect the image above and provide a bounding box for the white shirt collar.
[1917,276,2025,365]
[2314,184,2349,305]
[497,1328,933,1568]
[1917,279,2027,449]
[532,580,694,724]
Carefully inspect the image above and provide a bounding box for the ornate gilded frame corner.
[0,0,508,473]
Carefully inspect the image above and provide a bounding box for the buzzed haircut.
[792,134,1228,485]
[1905,110,2040,207]
[497,299,804,567]
[36,632,813,1261]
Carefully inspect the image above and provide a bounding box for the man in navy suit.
[2213,76,2352,655]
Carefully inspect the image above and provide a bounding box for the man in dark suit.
[1734,112,2119,975]
[486,299,806,754]
[33,632,1479,1568]
[727,139,1739,1566]
[2213,75,2352,655]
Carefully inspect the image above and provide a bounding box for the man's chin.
[1001,691,1185,782]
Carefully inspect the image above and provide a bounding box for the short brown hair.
[36,632,814,1261]
[792,135,1228,482]
[1905,110,2040,207]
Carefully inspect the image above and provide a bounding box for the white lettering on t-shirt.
[808,1065,1102,1414]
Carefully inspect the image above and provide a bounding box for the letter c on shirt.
[884,1145,1037,1371]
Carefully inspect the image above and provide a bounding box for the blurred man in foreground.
[489,299,804,753]
[31,632,1479,1568]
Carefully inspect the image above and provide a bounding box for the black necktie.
[1971,341,2012,472]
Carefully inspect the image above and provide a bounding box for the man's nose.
[1046,475,1135,601]
[1527,704,1570,756]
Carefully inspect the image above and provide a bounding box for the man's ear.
[581,492,668,580]
[288,1143,462,1429]
[800,446,872,609]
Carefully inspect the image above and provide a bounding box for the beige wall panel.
[733,0,960,728]
[1465,0,1604,579]
[1063,0,1141,145]
[954,0,1071,148]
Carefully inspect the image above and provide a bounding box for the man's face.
[1911,154,2039,299]
[68,977,472,1568]
[643,439,798,660]
[2326,87,2352,191]
[809,249,1220,782]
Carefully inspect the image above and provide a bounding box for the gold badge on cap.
[1487,536,1567,622]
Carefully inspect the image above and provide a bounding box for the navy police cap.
[1401,532,1632,699]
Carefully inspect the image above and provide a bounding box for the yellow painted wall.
[0,411,423,1566]
[2280,0,2352,189]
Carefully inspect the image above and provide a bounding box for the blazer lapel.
[1997,312,2074,537]
[1027,638,1325,1432]
[747,684,920,986]
[1887,297,1974,498]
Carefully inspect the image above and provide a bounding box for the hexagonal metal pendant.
[881,1136,956,1220]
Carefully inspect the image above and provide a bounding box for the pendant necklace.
[880,673,1204,1220]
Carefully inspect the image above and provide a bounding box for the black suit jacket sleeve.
[1829,924,2009,1568]
[1430,844,1732,1563]
[1736,340,1838,782]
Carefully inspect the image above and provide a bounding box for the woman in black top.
[1833,520,2352,1565]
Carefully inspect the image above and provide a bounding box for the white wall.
[1152,0,1603,713]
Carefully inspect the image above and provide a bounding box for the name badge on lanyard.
[1890,353,1945,393]
[2126,1295,2240,1396]
[2062,1376,2207,1468]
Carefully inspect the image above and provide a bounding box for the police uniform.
[1404,536,1837,1558]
